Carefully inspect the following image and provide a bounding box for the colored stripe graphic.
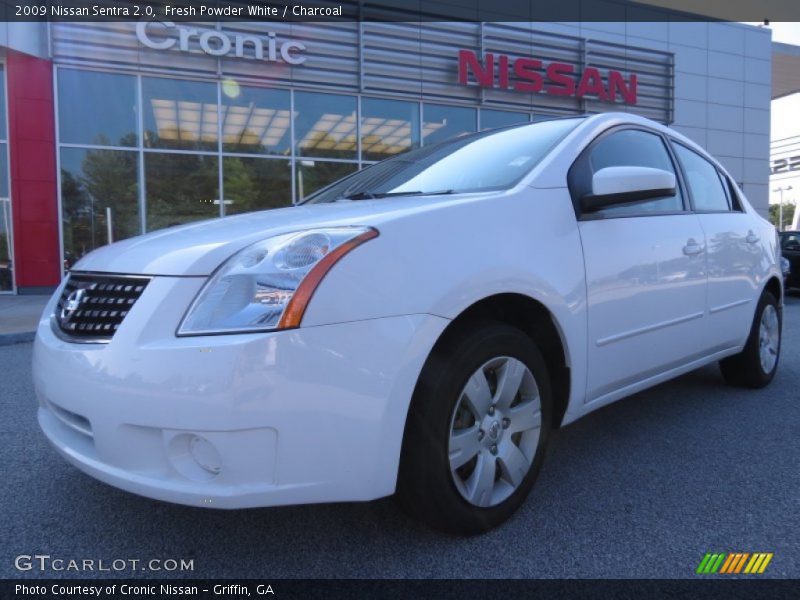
[719,554,736,574]
[709,554,725,573]
[720,553,739,574]
[698,554,726,574]
[733,553,750,573]
[745,553,774,574]
[758,554,773,573]
[744,554,759,573]
[696,554,712,574]
[698,552,772,575]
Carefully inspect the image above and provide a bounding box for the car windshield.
[302,117,583,204]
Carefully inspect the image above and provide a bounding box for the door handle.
[746,231,760,244]
[683,239,705,256]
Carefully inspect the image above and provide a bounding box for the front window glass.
[142,77,218,151]
[673,144,730,212]
[221,84,291,156]
[423,104,476,145]
[586,129,683,216]
[223,157,292,215]
[58,69,137,147]
[294,92,357,159]
[305,118,582,203]
[145,153,219,230]
[60,148,139,269]
[361,98,420,162]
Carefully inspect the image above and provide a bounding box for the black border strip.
[2,0,800,22]
[4,579,800,599]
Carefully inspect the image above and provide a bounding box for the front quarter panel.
[303,188,588,421]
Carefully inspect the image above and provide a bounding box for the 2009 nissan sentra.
[33,113,783,534]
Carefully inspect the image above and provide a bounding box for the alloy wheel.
[448,356,542,507]
[758,304,780,374]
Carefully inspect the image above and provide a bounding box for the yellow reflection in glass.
[222,79,241,99]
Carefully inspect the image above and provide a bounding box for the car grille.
[54,273,151,342]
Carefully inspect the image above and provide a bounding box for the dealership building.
[0,16,779,293]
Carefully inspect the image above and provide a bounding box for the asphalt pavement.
[2,296,799,579]
[0,294,49,344]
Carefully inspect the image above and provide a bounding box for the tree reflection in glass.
[60,145,139,268]
[145,153,219,231]
[223,157,292,215]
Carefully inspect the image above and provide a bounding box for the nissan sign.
[136,21,307,65]
[457,49,637,104]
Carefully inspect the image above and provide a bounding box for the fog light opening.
[190,435,222,475]
[168,433,223,482]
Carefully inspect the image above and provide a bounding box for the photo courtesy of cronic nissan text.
[0,0,798,598]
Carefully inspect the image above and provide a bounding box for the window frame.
[0,63,12,293]
[720,171,745,213]
[568,124,690,221]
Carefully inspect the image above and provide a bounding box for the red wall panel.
[7,50,60,290]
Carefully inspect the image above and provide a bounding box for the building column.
[7,49,60,293]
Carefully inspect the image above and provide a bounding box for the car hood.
[72,196,464,277]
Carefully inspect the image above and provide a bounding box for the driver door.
[570,128,709,403]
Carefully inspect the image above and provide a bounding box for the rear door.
[570,128,709,403]
[672,143,762,351]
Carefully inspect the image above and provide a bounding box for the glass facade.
[224,157,292,214]
[0,65,11,292]
[361,98,419,162]
[60,148,138,269]
[221,85,291,156]
[145,153,219,230]
[423,104,476,145]
[57,67,536,265]
[143,77,218,152]
[480,109,529,131]
[58,69,137,147]
[296,160,358,202]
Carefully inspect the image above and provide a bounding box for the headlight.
[178,227,378,335]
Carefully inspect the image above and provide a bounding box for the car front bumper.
[33,276,448,508]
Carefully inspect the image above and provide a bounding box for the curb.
[0,331,35,346]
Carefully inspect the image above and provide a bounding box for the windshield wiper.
[337,191,377,200]
[338,189,455,201]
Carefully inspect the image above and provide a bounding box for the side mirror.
[581,166,676,213]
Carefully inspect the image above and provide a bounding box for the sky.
[755,22,800,213]
[745,21,800,45]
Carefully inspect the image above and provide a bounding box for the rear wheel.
[719,291,781,388]
[397,322,552,535]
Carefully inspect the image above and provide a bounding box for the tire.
[719,291,781,388]
[396,321,552,535]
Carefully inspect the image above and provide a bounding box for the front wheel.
[719,290,781,388]
[396,321,552,535]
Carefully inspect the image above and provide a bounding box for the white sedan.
[33,113,782,534]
